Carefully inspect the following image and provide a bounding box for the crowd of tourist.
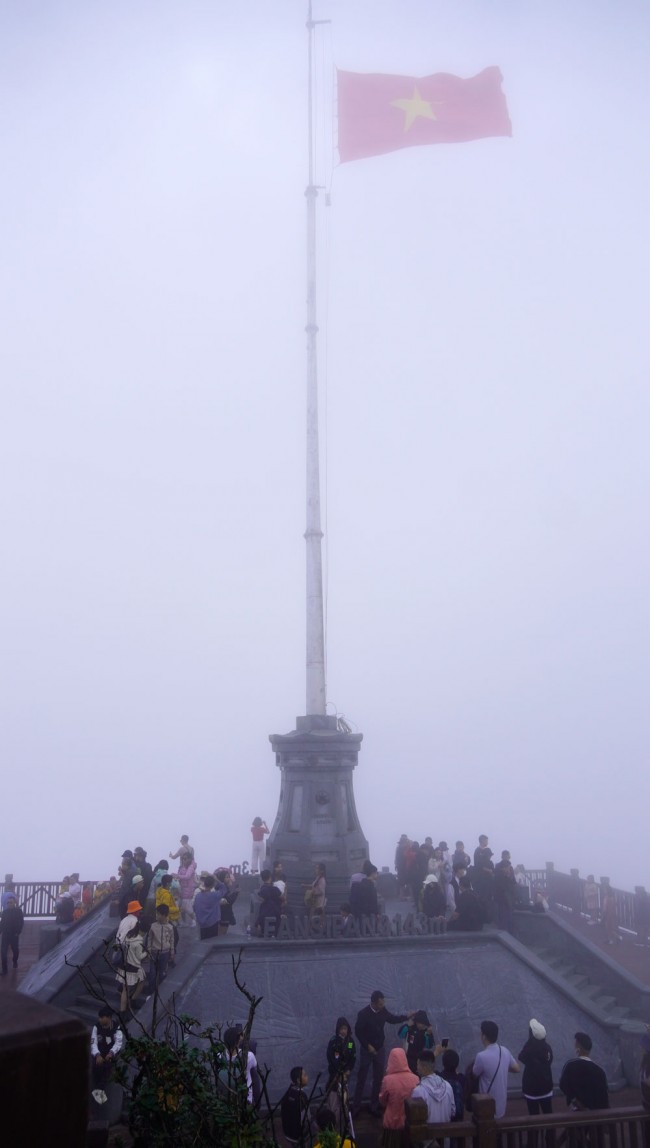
[90,980,625,1144]
[5,824,648,1144]
[245,831,545,940]
[392,834,546,933]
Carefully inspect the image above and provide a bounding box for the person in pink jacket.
[176,852,197,927]
[378,1047,419,1146]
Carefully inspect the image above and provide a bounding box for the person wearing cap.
[352,991,414,1118]
[421,873,446,918]
[0,894,24,974]
[518,1019,554,1114]
[131,875,145,893]
[1,880,18,911]
[559,1032,609,1110]
[115,918,147,1013]
[116,899,143,943]
[133,848,153,899]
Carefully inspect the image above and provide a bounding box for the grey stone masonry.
[268,714,370,911]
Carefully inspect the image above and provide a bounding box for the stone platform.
[158,927,626,1101]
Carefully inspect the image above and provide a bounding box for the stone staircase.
[65,941,124,1027]
[527,943,633,1023]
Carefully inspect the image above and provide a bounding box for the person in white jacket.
[411,1049,456,1126]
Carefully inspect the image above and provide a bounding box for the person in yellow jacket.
[155,874,180,923]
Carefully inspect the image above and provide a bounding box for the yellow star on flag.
[391,87,440,131]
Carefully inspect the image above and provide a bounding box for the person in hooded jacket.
[378,1047,419,1147]
[411,1048,455,1126]
[326,1016,357,1082]
[397,1010,435,1074]
[518,1018,554,1114]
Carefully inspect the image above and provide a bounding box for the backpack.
[422,881,446,918]
[443,1072,465,1121]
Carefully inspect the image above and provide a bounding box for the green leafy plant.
[73,949,283,1147]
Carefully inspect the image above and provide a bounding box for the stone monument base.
[267,714,370,911]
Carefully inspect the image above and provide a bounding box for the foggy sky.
[1,1,649,889]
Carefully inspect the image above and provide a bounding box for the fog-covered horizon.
[2,1,648,893]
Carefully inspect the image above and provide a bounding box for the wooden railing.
[524,864,643,933]
[407,1093,650,1148]
[0,881,101,918]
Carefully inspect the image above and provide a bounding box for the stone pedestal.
[268,714,370,911]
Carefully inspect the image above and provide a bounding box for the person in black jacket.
[448,878,484,932]
[0,895,24,974]
[350,865,379,920]
[255,870,282,937]
[352,990,413,1117]
[133,848,153,900]
[326,1016,356,1083]
[280,1066,313,1146]
[559,1032,609,1111]
[518,1018,554,1114]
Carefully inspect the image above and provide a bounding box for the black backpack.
[422,881,446,917]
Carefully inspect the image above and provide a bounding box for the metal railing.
[0,881,102,918]
[523,865,644,933]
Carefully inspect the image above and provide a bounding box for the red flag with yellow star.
[337,67,511,163]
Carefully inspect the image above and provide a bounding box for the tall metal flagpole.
[305,0,326,717]
[267,4,369,895]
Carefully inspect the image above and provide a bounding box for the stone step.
[608,1005,631,1020]
[580,982,605,999]
[531,948,554,962]
[549,961,576,978]
[565,973,590,990]
[592,994,619,1013]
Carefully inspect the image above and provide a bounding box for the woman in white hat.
[518,1019,554,1114]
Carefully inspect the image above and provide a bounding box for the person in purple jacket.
[193,874,228,940]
